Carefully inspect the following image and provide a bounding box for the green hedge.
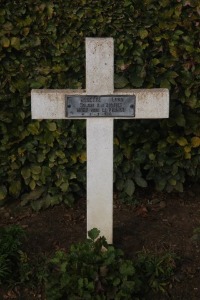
[0,0,200,208]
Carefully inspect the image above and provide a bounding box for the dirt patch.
[0,185,200,299]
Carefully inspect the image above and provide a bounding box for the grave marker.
[31,38,169,243]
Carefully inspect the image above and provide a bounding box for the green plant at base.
[0,225,48,289]
[45,228,175,300]
[0,226,176,298]
[0,225,25,284]
[135,251,176,294]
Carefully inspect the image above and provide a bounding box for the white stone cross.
[31,38,169,244]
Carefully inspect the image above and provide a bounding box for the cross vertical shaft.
[86,38,114,243]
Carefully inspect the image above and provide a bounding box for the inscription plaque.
[65,95,136,117]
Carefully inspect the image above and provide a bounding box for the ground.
[0,184,200,299]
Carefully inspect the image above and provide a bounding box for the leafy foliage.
[0,226,25,283]
[0,0,200,207]
[0,225,48,288]
[46,228,175,299]
[136,251,176,294]
[0,226,175,298]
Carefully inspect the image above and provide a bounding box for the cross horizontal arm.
[31,88,169,119]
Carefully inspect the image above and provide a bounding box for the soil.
[0,184,200,300]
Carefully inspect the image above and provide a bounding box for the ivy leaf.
[21,187,46,206]
[31,199,43,211]
[124,179,135,196]
[114,74,129,88]
[130,75,144,88]
[27,122,40,135]
[56,150,65,159]
[47,122,57,132]
[135,177,147,188]
[64,193,74,206]
[11,37,20,50]
[160,79,171,89]
[119,43,124,50]
[191,137,200,148]
[30,76,47,88]
[9,181,21,197]
[88,228,100,241]
[174,182,183,193]
[156,179,166,191]
[29,179,36,190]
[113,278,120,286]
[69,172,76,179]
[21,167,31,179]
[37,152,46,163]
[151,58,160,65]
[79,151,86,163]
[60,182,69,192]
[43,195,60,208]
[169,178,176,186]
[41,166,51,177]
[177,137,188,146]
[139,29,148,39]
[120,261,135,276]
[71,153,78,163]
[31,165,41,175]
[184,145,191,153]
[1,37,10,48]
[175,114,185,127]
[149,153,155,160]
